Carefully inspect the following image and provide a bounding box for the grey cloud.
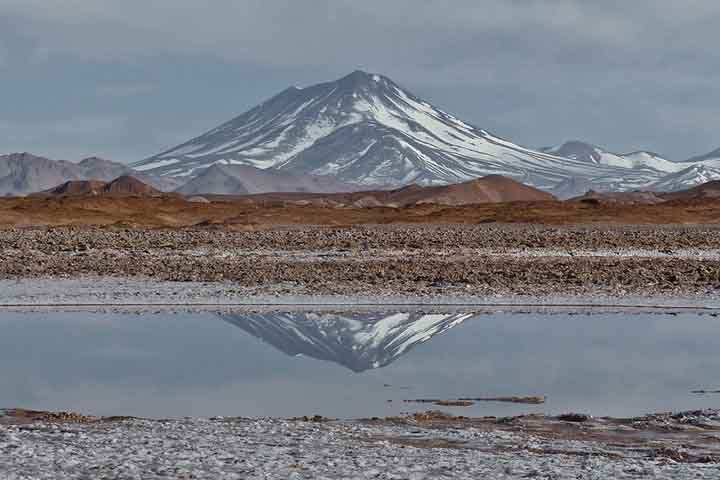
[2,0,715,68]
[0,0,718,161]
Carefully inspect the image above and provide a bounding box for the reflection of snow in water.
[223,311,475,372]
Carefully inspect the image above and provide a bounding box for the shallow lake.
[1,309,719,419]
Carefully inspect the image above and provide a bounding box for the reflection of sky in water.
[1,311,719,419]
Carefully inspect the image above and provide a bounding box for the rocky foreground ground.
[1,225,720,299]
[2,409,720,479]
[3,225,720,478]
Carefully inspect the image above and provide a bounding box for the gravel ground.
[1,225,720,299]
[2,412,720,479]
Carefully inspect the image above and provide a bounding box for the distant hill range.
[569,180,720,206]
[28,171,720,209]
[33,173,554,207]
[8,174,720,229]
[198,175,556,208]
[34,176,164,197]
[0,152,181,197]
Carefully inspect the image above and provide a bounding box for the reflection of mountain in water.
[223,312,475,372]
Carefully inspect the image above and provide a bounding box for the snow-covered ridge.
[541,141,683,173]
[648,164,720,192]
[223,311,474,372]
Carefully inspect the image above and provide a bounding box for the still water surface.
[1,310,719,419]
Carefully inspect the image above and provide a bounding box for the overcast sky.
[1,0,719,162]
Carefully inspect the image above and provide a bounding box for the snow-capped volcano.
[223,311,474,372]
[134,71,680,191]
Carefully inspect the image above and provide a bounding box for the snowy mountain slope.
[222,311,474,372]
[134,71,674,191]
[648,164,720,192]
[541,141,682,173]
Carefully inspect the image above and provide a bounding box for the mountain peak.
[334,70,389,91]
[343,69,372,78]
[340,69,379,81]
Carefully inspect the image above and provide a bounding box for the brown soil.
[2,409,94,423]
[2,195,720,228]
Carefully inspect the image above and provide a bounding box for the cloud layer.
[1,0,718,161]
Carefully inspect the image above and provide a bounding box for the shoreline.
[2,276,720,314]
